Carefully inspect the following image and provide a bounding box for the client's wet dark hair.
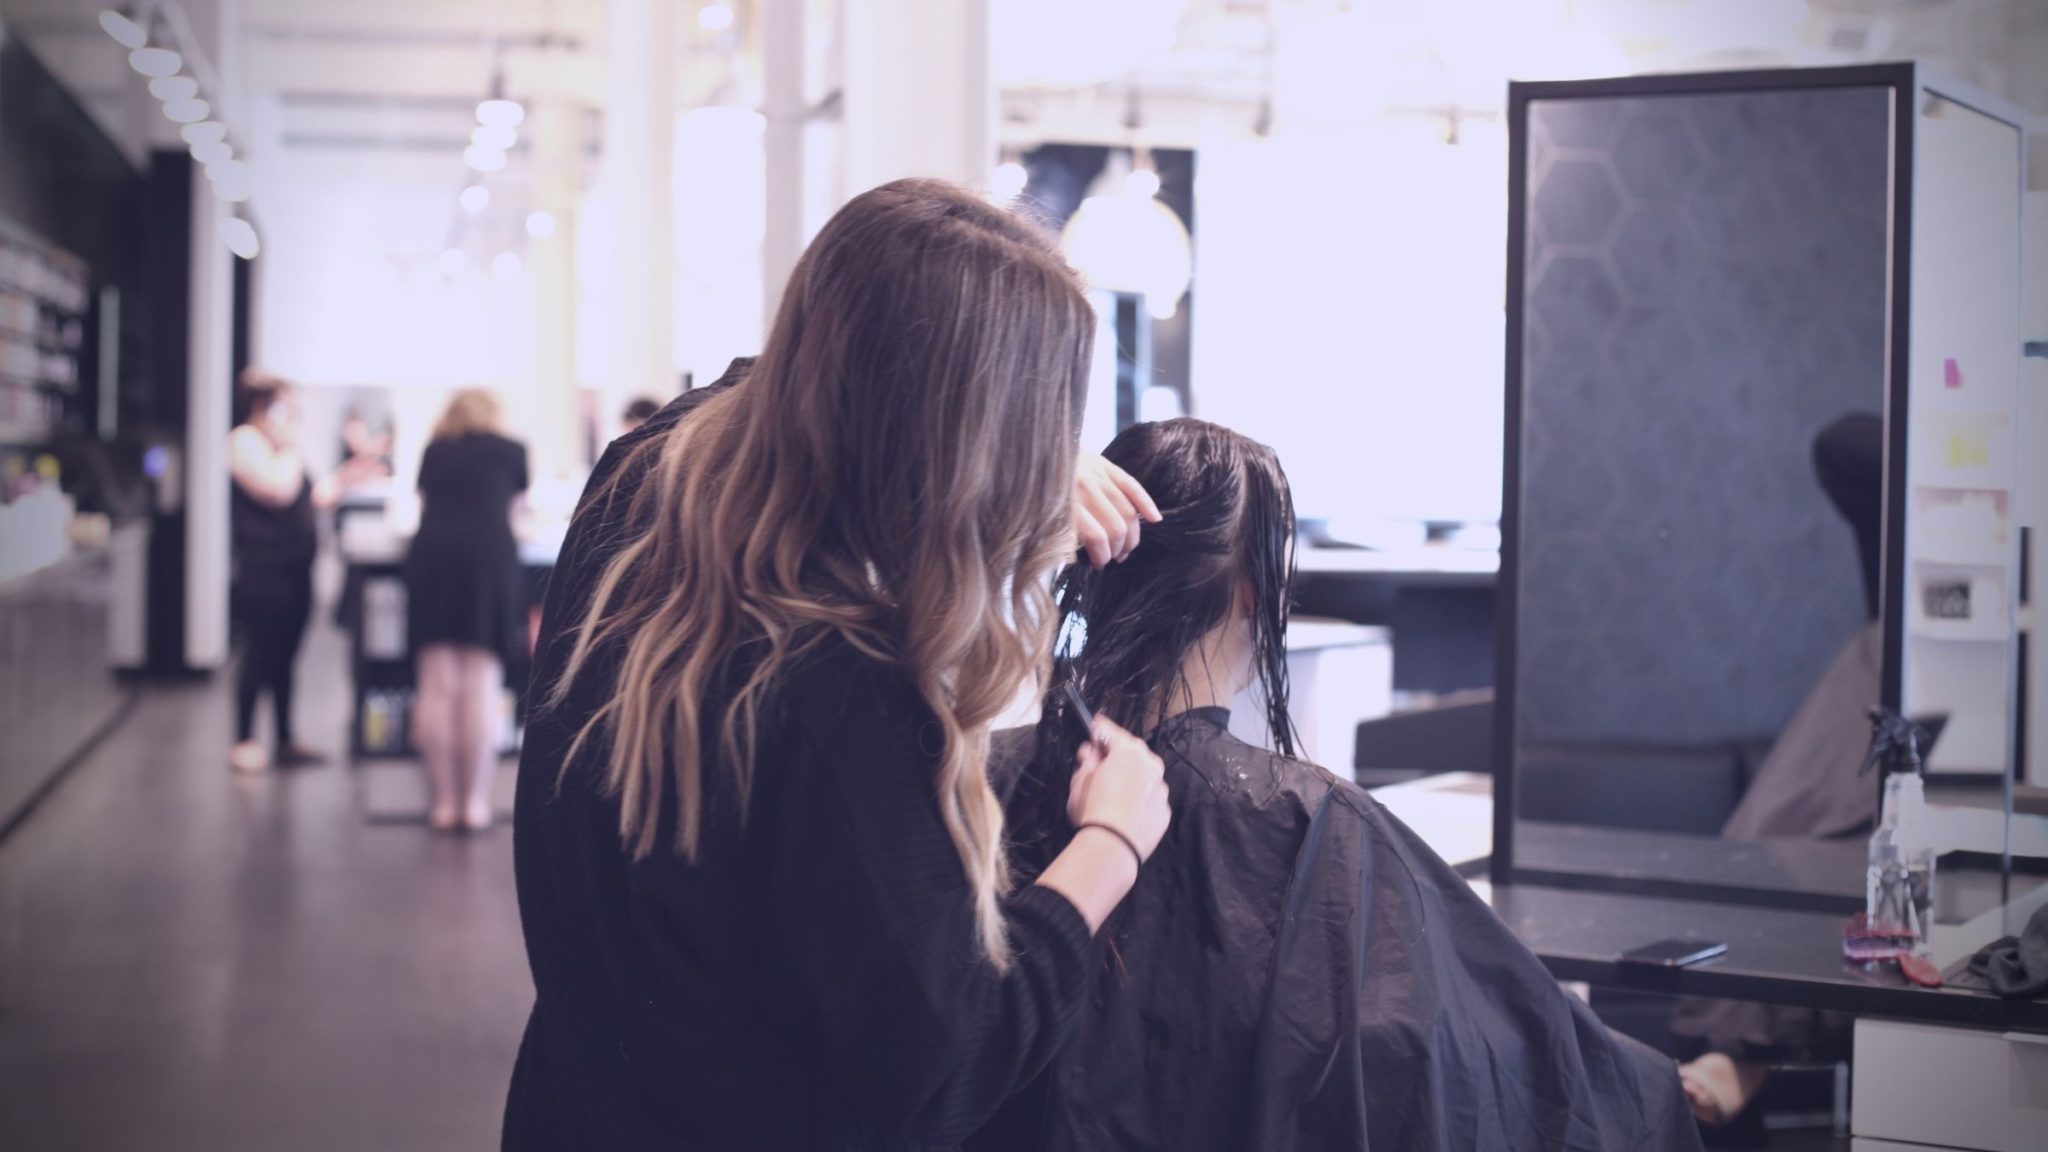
[1031,418,1298,788]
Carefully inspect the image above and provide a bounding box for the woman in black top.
[228,372,377,774]
[504,180,1171,1150]
[406,389,529,831]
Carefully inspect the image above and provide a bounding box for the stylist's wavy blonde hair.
[431,388,504,441]
[550,179,1092,967]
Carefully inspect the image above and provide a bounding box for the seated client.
[974,418,1701,1152]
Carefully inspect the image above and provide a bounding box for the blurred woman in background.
[407,389,529,831]
[618,395,662,435]
[229,371,379,774]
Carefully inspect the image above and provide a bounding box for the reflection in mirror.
[1511,85,1894,851]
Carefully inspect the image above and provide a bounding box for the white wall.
[840,0,990,197]
[255,154,541,392]
[253,106,765,484]
[1192,125,1507,528]
[674,108,766,390]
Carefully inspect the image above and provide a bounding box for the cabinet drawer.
[1852,1018,2048,1151]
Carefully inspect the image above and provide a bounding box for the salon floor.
[0,620,531,1151]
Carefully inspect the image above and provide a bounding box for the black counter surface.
[1487,881,2048,1033]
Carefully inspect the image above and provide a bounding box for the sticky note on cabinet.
[1943,358,1962,389]
[1946,429,1991,468]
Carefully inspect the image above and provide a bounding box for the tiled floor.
[0,622,532,1151]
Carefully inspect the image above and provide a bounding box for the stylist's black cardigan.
[503,360,1093,1151]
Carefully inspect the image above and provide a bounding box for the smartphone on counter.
[1618,938,1728,968]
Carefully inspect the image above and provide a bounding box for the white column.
[183,0,241,670]
[185,169,232,670]
[601,0,676,438]
[762,0,806,330]
[530,94,583,480]
[841,0,992,196]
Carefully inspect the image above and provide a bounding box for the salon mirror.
[1499,70,2037,916]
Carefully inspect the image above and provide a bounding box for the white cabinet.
[1852,1018,2048,1151]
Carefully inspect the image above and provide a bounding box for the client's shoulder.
[1155,712,1372,819]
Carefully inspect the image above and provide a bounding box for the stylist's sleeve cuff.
[1007,883,1096,975]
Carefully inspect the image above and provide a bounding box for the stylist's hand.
[1036,716,1170,933]
[1067,718,1171,863]
[1072,452,1162,568]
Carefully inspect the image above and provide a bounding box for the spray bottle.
[1863,708,1935,955]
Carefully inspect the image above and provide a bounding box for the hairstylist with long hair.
[503,180,1170,1151]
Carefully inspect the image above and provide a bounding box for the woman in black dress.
[503,180,1171,1150]
[407,389,528,831]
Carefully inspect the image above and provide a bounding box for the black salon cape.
[973,708,1702,1152]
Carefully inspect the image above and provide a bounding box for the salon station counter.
[0,544,131,835]
[1370,772,2048,1148]
[336,511,566,570]
[1484,875,2048,1150]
